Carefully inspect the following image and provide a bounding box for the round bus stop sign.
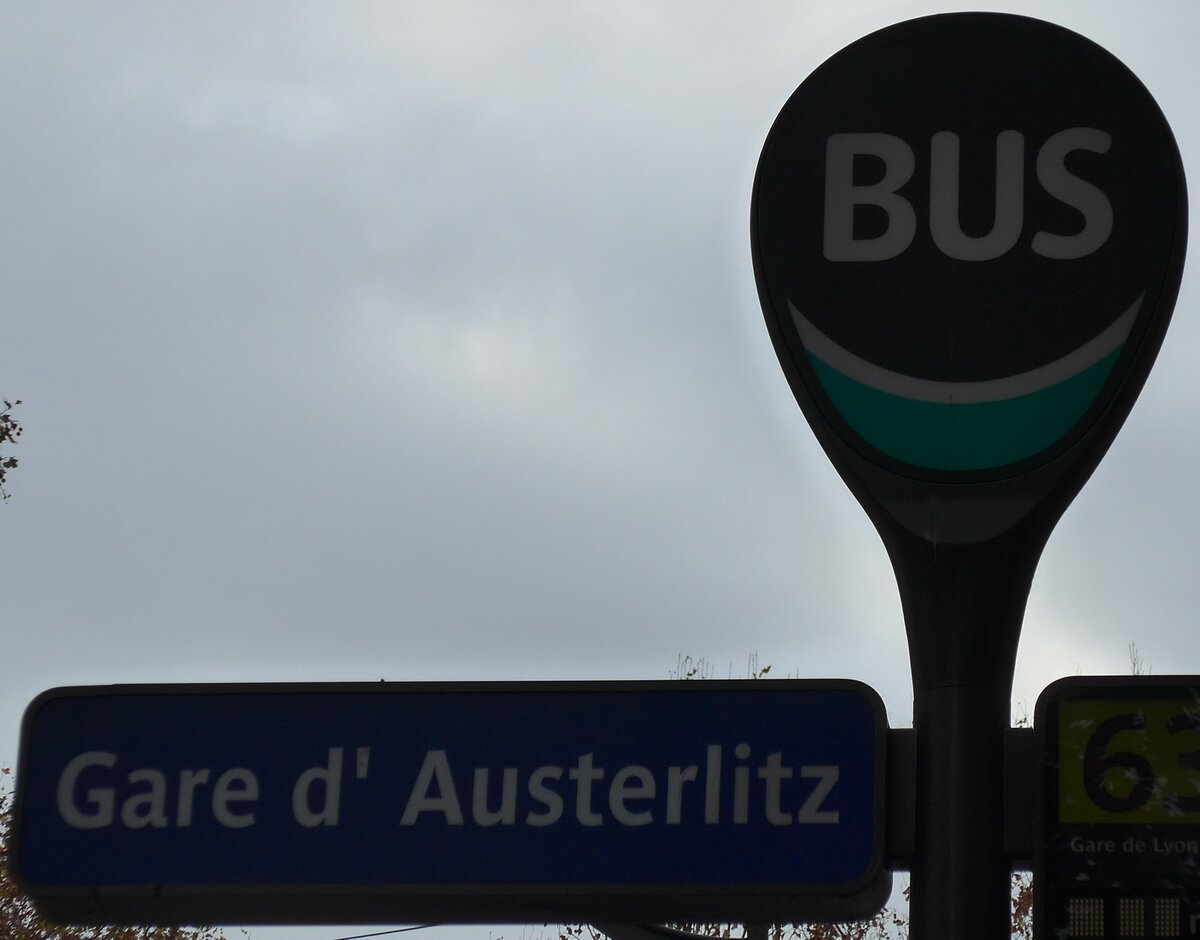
[752,15,1187,938]
[753,13,1186,501]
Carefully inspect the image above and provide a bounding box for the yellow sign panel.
[1058,697,1200,824]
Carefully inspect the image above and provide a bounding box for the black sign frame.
[13,680,889,926]
[1035,676,1200,940]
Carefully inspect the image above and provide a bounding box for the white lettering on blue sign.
[398,744,841,828]
[53,743,847,832]
[56,751,259,830]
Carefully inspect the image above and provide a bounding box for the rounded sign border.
[752,12,1188,487]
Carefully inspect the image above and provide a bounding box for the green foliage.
[0,399,21,501]
[0,766,230,940]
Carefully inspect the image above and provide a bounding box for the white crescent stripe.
[787,295,1142,405]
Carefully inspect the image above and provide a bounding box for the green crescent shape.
[788,295,1142,471]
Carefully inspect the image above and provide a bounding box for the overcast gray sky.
[2,2,1198,939]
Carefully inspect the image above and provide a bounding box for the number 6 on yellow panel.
[1057,697,1200,824]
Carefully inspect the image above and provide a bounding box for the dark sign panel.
[753,13,1186,483]
[14,681,889,926]
[1036,677,1200,939]
[749,10,1189,686]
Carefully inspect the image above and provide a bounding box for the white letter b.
[823,133,916,261]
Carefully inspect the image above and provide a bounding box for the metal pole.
[909,685,1010,939]
[886,527,1039,939]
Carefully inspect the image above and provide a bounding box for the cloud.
[2,11,1198,940]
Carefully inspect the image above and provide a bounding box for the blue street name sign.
[13,680,889,926]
